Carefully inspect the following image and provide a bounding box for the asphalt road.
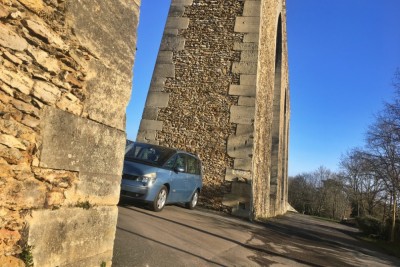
[113,201,400,267]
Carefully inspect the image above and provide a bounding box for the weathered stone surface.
[234,42,258,51]
[227,134,253,158]
[232,62,257,74]
[0,134,26,150]
[32,80,61,104]
[238,96,256,106]
[166,17,189,30]
[18,0,45,13]
[230,106,255,124]
[0,67,33,95]
[0,24,28,51]
[160,36,185,51]
[243,33,259,43]
[23,19,68,50]
[0,255,25,267]
[83,61,132,130]
[139,119,163,131]
[0,178,47,209]
[240,74,257,86]
[56,92,83,116]
[156,51,173,64]
[66,0,139,76]
[145,92,170,108]
[243,1,261,17]
[229,85,256,97]
[171,0,193,6]
[27,207,118,267]
[39,106,125,177]
[153,64,175,78]
[27,46,60,73]
[234,17,260,33]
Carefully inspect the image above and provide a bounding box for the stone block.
[169,5,185,16]
[0,134,26,150]
[146,92,170,108]
[18,0,45,14]
[171,0,193,6]
[243,1,261,17]
[238,96,256,106]
[139,119,163,131]
[232,62,257,74]
[26,207,118,267]
[227,134,253,158]
[236,124,254,136]
[243,32,259,42]
[166,17,189,30]
[136,130,157,142]
[160,36,185,51]
[66,0,139,76]
[39,106,126,179]
[234,17,260,33]
[240,75,257,86]
[153,64,175,78]
[156,51,173,64]
[0,67,33,95]
[0,24,28,51]
[229,85,256,97]
[32,80,61,104]
[83,61,132,130]
[23,19,68,50]
[225,168,252,181]
[234,158,252,171]
[142,107,158,120]
[230,106,255,125]
[233,42,258,51]
[241,50,258,62]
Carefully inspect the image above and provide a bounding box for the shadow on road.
[118,204,323,267]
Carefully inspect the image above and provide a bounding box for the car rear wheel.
[151,186,168,212]
[185,190,199,210]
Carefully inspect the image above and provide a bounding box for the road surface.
[113,201,400,266]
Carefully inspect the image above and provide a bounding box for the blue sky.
[126,1,400,176]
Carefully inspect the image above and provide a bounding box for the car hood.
[123,160,161,176]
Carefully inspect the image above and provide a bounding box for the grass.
[311,215,340,223]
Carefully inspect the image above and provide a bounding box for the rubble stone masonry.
[138,0,290,219]
[0,0,139,266]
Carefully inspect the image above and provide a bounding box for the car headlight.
[137,173,156,186]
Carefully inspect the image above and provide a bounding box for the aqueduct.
[0,0,289,265]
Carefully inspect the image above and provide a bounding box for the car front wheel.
[185,190,199,210]
[151,186,168,212]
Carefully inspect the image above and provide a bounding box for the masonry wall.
[137,0,290,219]
[0,0,139,266]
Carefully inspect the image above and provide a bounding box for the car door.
[167,153,188,202]
[183,154,199,201]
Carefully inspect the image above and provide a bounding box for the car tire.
[185,190,199,210]
[151,186,168,212]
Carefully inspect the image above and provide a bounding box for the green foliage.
[100,261,106,267]
[20,245,34,267]
[76,201,92,210]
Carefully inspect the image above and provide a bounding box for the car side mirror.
[174,167,185,173]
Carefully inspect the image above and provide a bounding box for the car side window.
[175,154,186,172]
[163,154,177,170]
[186,155,199,175]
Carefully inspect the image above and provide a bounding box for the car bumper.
[120,180,159,202]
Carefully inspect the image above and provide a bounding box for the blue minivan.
[120,142,203,212]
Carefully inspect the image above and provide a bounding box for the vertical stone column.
[0,0,139,266]
[137,0,290,219]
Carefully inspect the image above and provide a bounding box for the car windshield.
[124,142,176,167]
